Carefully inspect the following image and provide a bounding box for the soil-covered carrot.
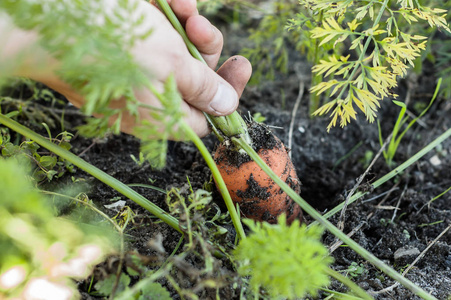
[214,123,303,224]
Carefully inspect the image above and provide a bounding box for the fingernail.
[209,83,238,115]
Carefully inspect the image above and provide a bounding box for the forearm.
[0,13,58,80]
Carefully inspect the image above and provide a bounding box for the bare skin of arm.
[0,0,252,138]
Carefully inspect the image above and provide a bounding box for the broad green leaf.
[39,156,57,169]
[95,274,131,297]
[138,282,171,300]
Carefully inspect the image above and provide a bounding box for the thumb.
[175,57,239,116]
[216,55,252,98]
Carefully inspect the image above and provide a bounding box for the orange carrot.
[214,123,302,224]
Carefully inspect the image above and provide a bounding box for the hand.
[129,0,252,137]
[1,0,252,138]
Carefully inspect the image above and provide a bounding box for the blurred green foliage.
[234,216,333,299]
[0,158,114,299]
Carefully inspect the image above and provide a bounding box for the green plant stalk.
[429,185,451,205]
[233,135,437,300]
[382,78,442,167]
[181,120,246,240]
[321,126,451,222]
[320,288,364,300]
[154,0,251,145]
[309,11,324,116]
[310,72,323,115]
[325,268,373,300]
[0,113,181,233]
[378,102,406,166]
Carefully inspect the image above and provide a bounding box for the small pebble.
[394,246,420,260]
[429,155,441,166]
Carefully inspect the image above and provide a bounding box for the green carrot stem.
[181,121,246,240]
[0,113,181,233]
[233,135,438,300]
[325,268,374,300]
[309,11,323,116]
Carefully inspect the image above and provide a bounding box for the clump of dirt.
[236,173,271,200]
[248,122,278,150]
[212,121,279,168]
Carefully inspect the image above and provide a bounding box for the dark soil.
[2,9,450,300]
[77,33,450,297]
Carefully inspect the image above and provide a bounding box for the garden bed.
[2,6,450,300]
[68,22,451,298]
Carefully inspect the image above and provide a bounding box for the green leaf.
[46,169,58,181]
[59,141,72,151]
[95,274,131,297]
[22,141,40,154]
[40,155,57,169]
[1,142,19,157]
[138,282,171,300]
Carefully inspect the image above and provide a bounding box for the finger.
[151,0,222,69]
[181,56,252,138]
[176,57,239,117]
[216,56,252,98]
[133,86,211,139]
[170,0,198,25]
[186,15,223,69]
[182,104,210,138]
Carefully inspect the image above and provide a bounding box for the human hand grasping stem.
[0,0,252,138]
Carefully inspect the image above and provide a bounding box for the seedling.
[418,220,445,228]
[130,151,146,166]
[428,185,451,207]
[378,78,441,168]
[0,130,75,182]
[251,112,266,123]
[345,262,369,278]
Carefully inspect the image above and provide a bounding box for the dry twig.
[336,132,393,232]
[288,80,304,159]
